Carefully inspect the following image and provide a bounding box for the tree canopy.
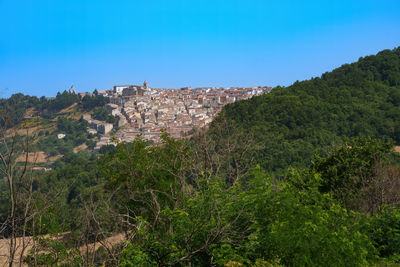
[212,47,400,173]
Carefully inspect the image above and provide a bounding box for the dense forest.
[1,47,400,266]
[213,47,400,173]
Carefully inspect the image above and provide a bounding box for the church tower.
[69,85,76,95]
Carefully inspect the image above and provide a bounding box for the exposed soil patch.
[47,155,63,162]
[6,126,40,137]
[73,143,88,153]
[16,152,48,163]
[59,103,78,114]
[0,233,126,266]
[23,107,37,119]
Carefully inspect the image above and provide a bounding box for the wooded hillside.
[213,47,400,173]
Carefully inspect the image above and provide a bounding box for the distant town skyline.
[1,0,400,97]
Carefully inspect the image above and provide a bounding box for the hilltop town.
[77,82,272,148]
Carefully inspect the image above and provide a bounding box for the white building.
[114,85,131,95]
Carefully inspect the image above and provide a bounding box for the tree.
[210,47,400,173]
[244,169,376,266]
[0,114,61,266]
[97,133,255,266]
[191,118,257,185]
[311,138,400,213]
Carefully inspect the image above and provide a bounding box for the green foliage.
[0,91,80,129]
[30,135,390,266]
[0,93,45,128]
[311,138,393,206]
[116,155,378,266]
[2,134,394,266]
[35,151,103,234]
[118,175,250,266]
[120,243,157,266]
[92,107,119,126]
[369,206,400,261]
[56,117,88,135]
[82,94,108,111]
[3,48,400,266]
[213,47,400,173]
[101,133,193,236]
[98,144,116,154]
[25,237,83,266]
[45,91,79,113]
[239,169,376,267]
[36,117,91,155]
[104,134,254,266]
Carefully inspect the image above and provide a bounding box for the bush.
[249,170,376,266]
[368,206,400,261]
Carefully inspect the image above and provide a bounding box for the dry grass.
[73,143,88,153]
[59,103,78,114]
[5,126,40,137]
[394,146,400,153]
[23,108,36,119]
[0,235,35,266]
[78,233,125,255]
[15,151,64,164]
[0,233,126,266]
[67,112,84,120]
[15,152,48,163]
[47,155,63,162]
[58,103,84,120]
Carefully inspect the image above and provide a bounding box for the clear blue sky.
[0,0,399,97]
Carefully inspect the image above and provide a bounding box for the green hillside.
[213,47,400,173]
[0,91,112,158]
[2,48,400,266]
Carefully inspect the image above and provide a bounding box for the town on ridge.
[76,82,272,149]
